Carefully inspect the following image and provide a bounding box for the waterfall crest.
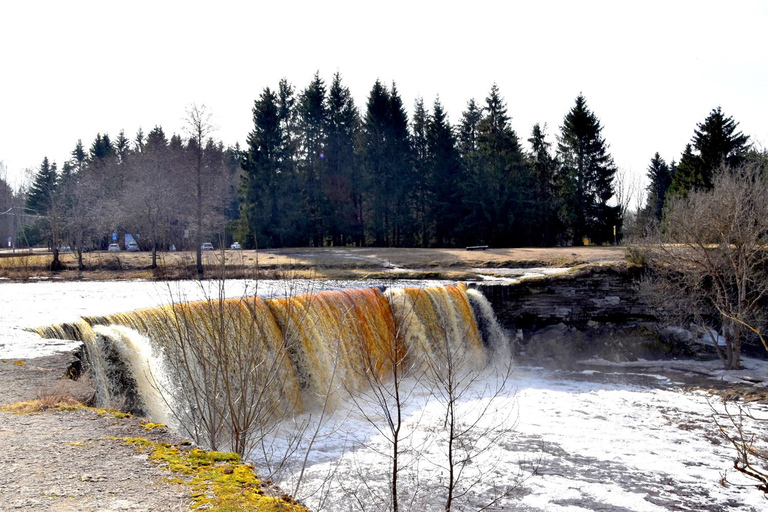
[33,283,502,425]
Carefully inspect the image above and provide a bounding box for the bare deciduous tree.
[637,163,768,369]
[183,103,219,276]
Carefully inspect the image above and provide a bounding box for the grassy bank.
[0,246,626,281]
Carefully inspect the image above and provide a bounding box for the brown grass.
[1,375,95,414]
[0,246,626,281]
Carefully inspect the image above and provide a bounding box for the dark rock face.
[470,265,682,365]
[472,265,655,331]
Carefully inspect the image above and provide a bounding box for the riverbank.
[0,246,625,281]
[0,353,191,511]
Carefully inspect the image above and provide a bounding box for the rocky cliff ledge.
[472,263,654,330]
[470,264,685,365]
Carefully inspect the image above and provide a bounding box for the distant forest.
[0,72,761,258]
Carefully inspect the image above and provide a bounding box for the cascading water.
[32,283,507,448]
[93,325,177,426]
[466,288,509,353]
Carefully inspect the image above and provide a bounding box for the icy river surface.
[1,279,767,511]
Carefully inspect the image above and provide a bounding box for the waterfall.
[466,288,509,355]
[92,325,177,426]
[32,283,501,433]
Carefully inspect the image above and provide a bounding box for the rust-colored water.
[33,284,486,418]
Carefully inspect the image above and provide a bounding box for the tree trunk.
[50,248,64,272]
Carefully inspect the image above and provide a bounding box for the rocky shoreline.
[0,353,192,511]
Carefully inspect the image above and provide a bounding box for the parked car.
[58,246,72,253]
[126,241,139,252]
[108,243,120,252]
[230,242,241,250]
[201,242,214,251]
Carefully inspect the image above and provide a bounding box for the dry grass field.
[0,246,627,281]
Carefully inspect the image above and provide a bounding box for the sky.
[1,0,766,200]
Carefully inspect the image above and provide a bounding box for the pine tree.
[669,107,750,195]
[556,94,620,245]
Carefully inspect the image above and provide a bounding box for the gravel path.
[0,352,192,511]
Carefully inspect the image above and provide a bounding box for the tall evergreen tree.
[26,157,58,215]
[642,152,672,222]
[71,140,87,173]
[89,133,115,162]
[465,84,527,246]
[411,98,430,245]
[240,87,286,248]
[427,98,464,246]
[325,72,361,245]
[669,107,750,195]
[298,72,328,246]
[277,78,299,176]
[26,157,64,270]
[556,94,619,245]
[456,99,483,244]
[361,80,413,246]
[115,130,131,164]
[528,123,559,245]
[388,83,415,246]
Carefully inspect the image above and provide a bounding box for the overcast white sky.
[1,0,766,196]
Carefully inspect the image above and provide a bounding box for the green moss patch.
[115,437,309,511]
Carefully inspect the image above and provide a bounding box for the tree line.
[3,72,762,264]
[238,75,619,249]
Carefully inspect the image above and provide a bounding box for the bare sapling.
[417,287,520,511]
[712,399,768,493]
[342,284,426,512]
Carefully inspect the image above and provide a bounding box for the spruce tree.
[26,157,64,270]
[325,72,361,245]
[427,98,463,246]
[26,157,58,215]
[468,84,526,247]
[361,80,413,246]
[298,72,328,246]
[240,87,286,248]
[528,123,559,245]
[387,83,415,246]
[642,152,672,222]
[362,80,391,246]
[669,107,750,195]
[411,98,430,245]
[556,94,619,245]
[457,99,483,244]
